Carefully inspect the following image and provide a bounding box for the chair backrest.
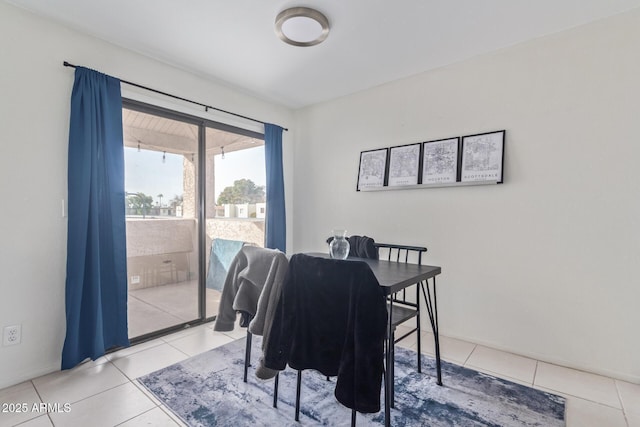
[374,243,427,304]
[213,245,288,333]
[374,243,427,265]
[264,253,387,413]
[326,235,378,259]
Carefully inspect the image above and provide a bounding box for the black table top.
[305,252,442,294]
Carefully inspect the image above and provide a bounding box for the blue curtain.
[62,67,129,369]
[264,124,286,252]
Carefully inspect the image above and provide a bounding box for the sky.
[124,145,265,206]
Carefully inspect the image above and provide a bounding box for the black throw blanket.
[264,254,388,413]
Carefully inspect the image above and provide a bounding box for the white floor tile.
[12,415,53,427]
[32,362,129,405]
[209,317,249,341]
[0,381,42,426]
[111,343,189,380]
[465,345,537,384]
[535,362,621,408]
[132,381,164,407]
[127,296,185,338]
[48,382,155,427]
[220,325,248,341]
[127,281,221,340]
[159,406,188,427]
[422,332,477,365]
[565,395,627,427]
[117,407,179,426]
[166,328,234,357]
[617,379,640,416]
[629,412,640,427]
[161,324,211,343]
[106,338,166,362]
[394,324,419,349]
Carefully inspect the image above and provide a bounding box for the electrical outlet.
[131,275,140,284]
[3,325,21,346]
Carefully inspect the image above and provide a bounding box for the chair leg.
[295,370,302,421]
[351,409,356,426]
[244,332,252,383]
[416,283,422,374]
[416,312,422,373]
[390,330,395,408]
[273,372,279,408]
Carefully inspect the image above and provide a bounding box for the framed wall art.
[356,148,388,191]
[387,143,421,187]
[460,130,505,183]
[422,137,460,184]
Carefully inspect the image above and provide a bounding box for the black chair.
[213,246,289,407]
[264,254,388,425]
[374,243,430,404]
[324,238,437,405]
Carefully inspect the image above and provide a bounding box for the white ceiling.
[7,0,640,108]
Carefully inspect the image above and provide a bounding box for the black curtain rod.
[63,61,288,132]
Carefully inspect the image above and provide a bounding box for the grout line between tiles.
[613,379,631,425]
[461,344,477,366]
[113,406,160,427]
[535,385,624,411]
[532,361,539,388]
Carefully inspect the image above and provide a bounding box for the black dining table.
[307,253,443,427]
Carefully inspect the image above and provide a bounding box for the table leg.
[421,277,442,386]
[385,299,393,427]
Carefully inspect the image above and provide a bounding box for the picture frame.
[356,148,388,191]
[387,143,421,187]
[460,130,505,183]
[422,137,460,184]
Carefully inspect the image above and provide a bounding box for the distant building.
[224,204,236,218]
[256,202,266,219]
[236,203,256,218]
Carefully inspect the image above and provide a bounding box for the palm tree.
[157,193,163,207]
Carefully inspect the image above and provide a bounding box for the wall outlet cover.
[3,325,21,346]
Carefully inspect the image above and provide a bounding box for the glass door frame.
[123,98,264,344]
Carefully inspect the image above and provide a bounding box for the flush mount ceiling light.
[275,7,329,47]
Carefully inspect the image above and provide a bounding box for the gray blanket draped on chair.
[214,245,289,379]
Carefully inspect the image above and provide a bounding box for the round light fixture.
[275,7,329,47]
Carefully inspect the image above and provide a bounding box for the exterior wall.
[223,204,236,218]
[124,218,264,291]
[256,203,266,219]
[205,218,265,249]
[126,219,197,290]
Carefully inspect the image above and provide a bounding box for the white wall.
[293,9,640,382]
[0,2,294,389]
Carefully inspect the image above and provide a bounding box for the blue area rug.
[138,338,565,426]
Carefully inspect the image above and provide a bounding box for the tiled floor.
[128,281,221,338]
[1,323,638,427]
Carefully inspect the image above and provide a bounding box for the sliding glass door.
[122,99,265,340]
[123,104,200,339]
[204,126,265,317]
